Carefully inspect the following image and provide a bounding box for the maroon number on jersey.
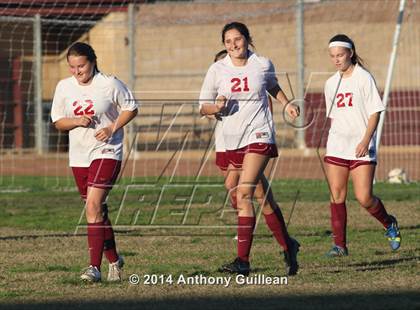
[336,92,353,108]
[231,77,250,92]
[72,99,95,116]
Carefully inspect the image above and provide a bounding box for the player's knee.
[236,187,254,204]
[224,178,237,192]
[255,197,265,207]
[261,204,273,215]
[253,183,265,200]
[85,200,102,217]
[356,195,374,208]
[255,194,271,210]
[330,187,346,203]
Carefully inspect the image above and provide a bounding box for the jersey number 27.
[336,92,353,108]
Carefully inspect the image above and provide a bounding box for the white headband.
[329,41,352,49]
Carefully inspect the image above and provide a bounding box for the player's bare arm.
[355,112,380,158]
[94,109,138,142]
[54,115,92,131]
[268,85,300,120]
[200,95,227,115]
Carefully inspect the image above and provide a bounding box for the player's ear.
[349,49,354,58]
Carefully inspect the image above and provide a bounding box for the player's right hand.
[215,95,227,112]
[76,115,92,128]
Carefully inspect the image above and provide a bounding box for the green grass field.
[0,177,419,309]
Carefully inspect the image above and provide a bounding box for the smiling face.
[67,55,95,85]
[329,46,353,72]
[223,28,248,60]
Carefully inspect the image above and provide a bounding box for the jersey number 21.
[231,77,250,93]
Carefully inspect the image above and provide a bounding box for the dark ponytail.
[214,49,227,62]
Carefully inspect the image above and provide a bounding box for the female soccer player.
[324,34,401,257]
[200,22,300,276]
[212,50,279,237]
[51,42,138,281]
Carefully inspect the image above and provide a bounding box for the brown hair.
[214,49,227,62]
[67,42,99,72]
[221,22,255,49]
[329,34,365,67]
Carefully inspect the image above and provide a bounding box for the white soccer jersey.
[199,52,278,151]
[214,120,225,152]
[51,72,137,167]
[324,64,385,161]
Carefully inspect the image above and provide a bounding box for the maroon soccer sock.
[103,218,119,264]
[330,202,347,248]
[87,222,105,270]
[237,216,255,262]
[366,198,392,228]
[264,211,290,251]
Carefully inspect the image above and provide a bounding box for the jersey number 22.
[73,100,95,116]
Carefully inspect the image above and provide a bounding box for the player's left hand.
[355,140,369,158]
[285,103,300,120]
[94,126,113,142]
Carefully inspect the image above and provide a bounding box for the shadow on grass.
[1,292,419,310]
[349,256,420,272]
[401,224,420,231]
[349,256,419,267]
[321,256,419,274]
[0,233,84,241]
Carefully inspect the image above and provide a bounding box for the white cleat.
[107,256,124,282]
[80,265,101,282]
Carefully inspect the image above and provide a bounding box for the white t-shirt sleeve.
[50,81,66,123]
[112,77,138,111]
[199,65,218,112]
[362,74,385,116]
[266,60,279,91]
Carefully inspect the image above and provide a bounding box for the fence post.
[296,0,306,149]
[125,3,137,144]
[34,14,43,154]
[376,0,406,152]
